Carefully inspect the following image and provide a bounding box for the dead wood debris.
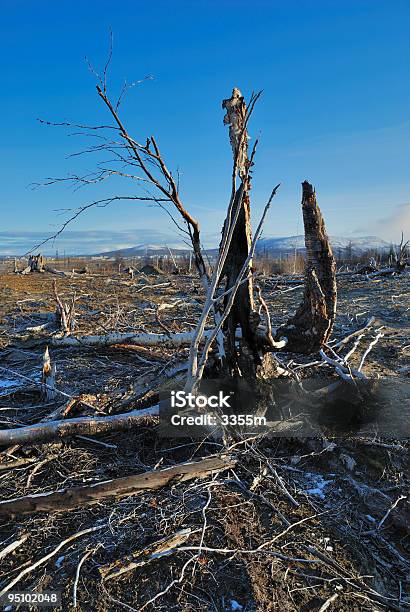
[0,267,409,610]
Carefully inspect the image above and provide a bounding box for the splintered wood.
[220,88,257,372]
[41,346,57,401]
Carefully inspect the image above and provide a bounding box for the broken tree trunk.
[53,280,76,333]
[29,253,45,272]
[183,89,281,396]
[0,405,159,447]
[41,346,57,401]
[275,181,337,353]
[21,253,46,274]
[366,233,409,277]
[394,231,409,272]
[21,253,69,276]
[0,456,235,515]
[219,88,272,379]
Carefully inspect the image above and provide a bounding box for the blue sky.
[1,0,409,254]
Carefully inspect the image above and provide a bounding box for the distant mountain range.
[256,235,392,256]
[99,243,192,257]
[0,230,396,258]
[99,235,392,258]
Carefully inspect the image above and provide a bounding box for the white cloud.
[355,202,410,242]
[0,229,183,256]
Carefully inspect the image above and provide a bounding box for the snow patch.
[304,473,333,500]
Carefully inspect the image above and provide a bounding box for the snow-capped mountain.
[99,243,189,257]
[255,235,391,255]
[99,235,392,257]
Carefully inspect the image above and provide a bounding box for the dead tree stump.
[22,254,46,274]
[28,254,46,272]
[213,88,279,391]
[275,181,337,353]
[41,346,57,401]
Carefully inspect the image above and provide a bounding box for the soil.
[0,264,409,611]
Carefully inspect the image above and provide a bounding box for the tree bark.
[275,181,337,353]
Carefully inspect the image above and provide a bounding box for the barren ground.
[0,266,409,611]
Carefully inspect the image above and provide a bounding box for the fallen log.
[0,456,235,515]
[0,405,159,448]
[51,329,213,348]
[367,266,404,278]
[44,265,70,277]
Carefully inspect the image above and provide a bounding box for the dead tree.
[29,253,46,272]
[21,253,46,274]
[53,280,76,334]
[274,181,337,354]
[38,69,337,399]
[124,266,135,279]
[394,232,408,272]
[216,89,277,380]
[220,89,257,371]
[41,346,57,401]
[183,90,284,393]
[364,233,408,278]
[21,253,69,277]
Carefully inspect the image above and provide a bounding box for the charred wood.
[275,181,337,353]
